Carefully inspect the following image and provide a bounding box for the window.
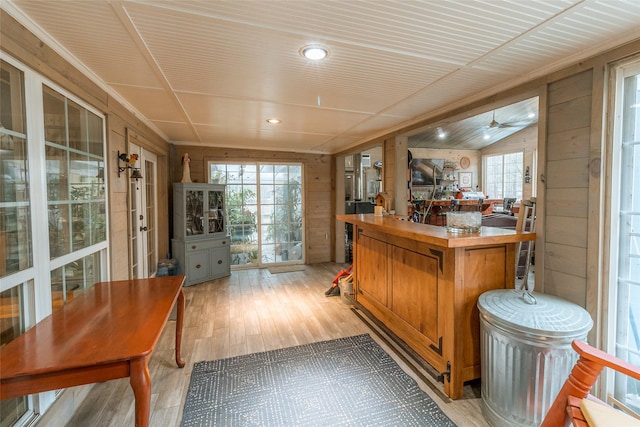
[1,59,32,278]
[484,152,523,200]
[0,54,108,426]
[609,60,640,413]
[43,86,106,309]
[44,86,106,259]
[0,58,32,427]
[210,163,303,266]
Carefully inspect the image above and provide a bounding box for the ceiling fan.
[487,110,530,129]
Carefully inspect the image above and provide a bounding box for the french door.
[209,163,303,267]
[608,59,640,413]
[128,142,158,278]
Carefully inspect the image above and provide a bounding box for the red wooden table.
[0,276,186,427]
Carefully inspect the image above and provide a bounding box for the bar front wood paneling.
[338,213,535,399]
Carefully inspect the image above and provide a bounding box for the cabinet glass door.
[208,189,224,234]
[185,190,204,236]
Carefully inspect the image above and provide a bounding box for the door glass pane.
[67,99,85,152]
[0,285,28,425]
[208,189,225,233]
[130,178,139,278]
[227,166,258,265]
[613,69,640,413]
[0,60,32,278]
[51,252,101,310]
[43,88,67,146]
[145,159,156,276]
[43,85,106,260]
[211,163,307,267]
[186,190,204,236]
[259,164,303,264]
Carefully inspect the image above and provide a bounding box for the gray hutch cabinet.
[172,183,230,286]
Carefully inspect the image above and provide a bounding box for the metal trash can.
[477,289,593,426]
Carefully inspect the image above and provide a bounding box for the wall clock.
[460,156,470,169]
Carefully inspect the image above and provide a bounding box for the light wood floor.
[64,263,489,426]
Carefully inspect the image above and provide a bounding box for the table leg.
[130,356,151,427]
[175,289,186,368]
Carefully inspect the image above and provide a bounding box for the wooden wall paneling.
[544,242,587,284]
[545,188,589,218]
[546,127,591,161]
[547,96,593,134]
[107,117,130,281]
[546,216,588,247]
[543,269,588,308]
[547,69,594,105]
[545,158,590,188]
[394,136,408,214]
[586,64,607,345]
[535,85,548,295]
[543,70,593,306]
[334,155,346,263]
[383,138,396,207]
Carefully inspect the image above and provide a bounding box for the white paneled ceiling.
[5,0,640,153]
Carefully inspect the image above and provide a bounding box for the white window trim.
[603,56,640,402]
[1,52,111,422]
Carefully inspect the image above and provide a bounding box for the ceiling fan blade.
[488,110,500,128]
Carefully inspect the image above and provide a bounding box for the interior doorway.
[127,141,158,278]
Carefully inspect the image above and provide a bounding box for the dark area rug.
[181,334,456,426]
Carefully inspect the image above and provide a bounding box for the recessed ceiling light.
[300,45,329,60]
[528,113,536,119]
[266,118,281,124]
[483,133,491,140]
[437,127,446,139]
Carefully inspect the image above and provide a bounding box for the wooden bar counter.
[337,213,535,399]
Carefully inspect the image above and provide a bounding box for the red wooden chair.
[541,340,640,427]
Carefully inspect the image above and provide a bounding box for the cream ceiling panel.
[6,0,639,154]
[384,68,515,119]
[151,121,199,143]
[124,4,457,112]
[111,85,186,122]
[192,124,335,153]
[178,93,372,135]
[13,0,163,88]
[136,0,574,63]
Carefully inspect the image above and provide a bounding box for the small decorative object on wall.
[459,156,470,169]
[181,152,192,183]
[459,172,472,189]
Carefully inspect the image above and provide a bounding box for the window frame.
[482,151,524,200]
[604,56,640,411]
[0,52,110,425]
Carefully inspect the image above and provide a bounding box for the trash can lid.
[477,289,593,338]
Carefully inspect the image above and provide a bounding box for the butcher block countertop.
[337,213,535,248]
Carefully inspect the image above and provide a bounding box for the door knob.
[140,226,148,231]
